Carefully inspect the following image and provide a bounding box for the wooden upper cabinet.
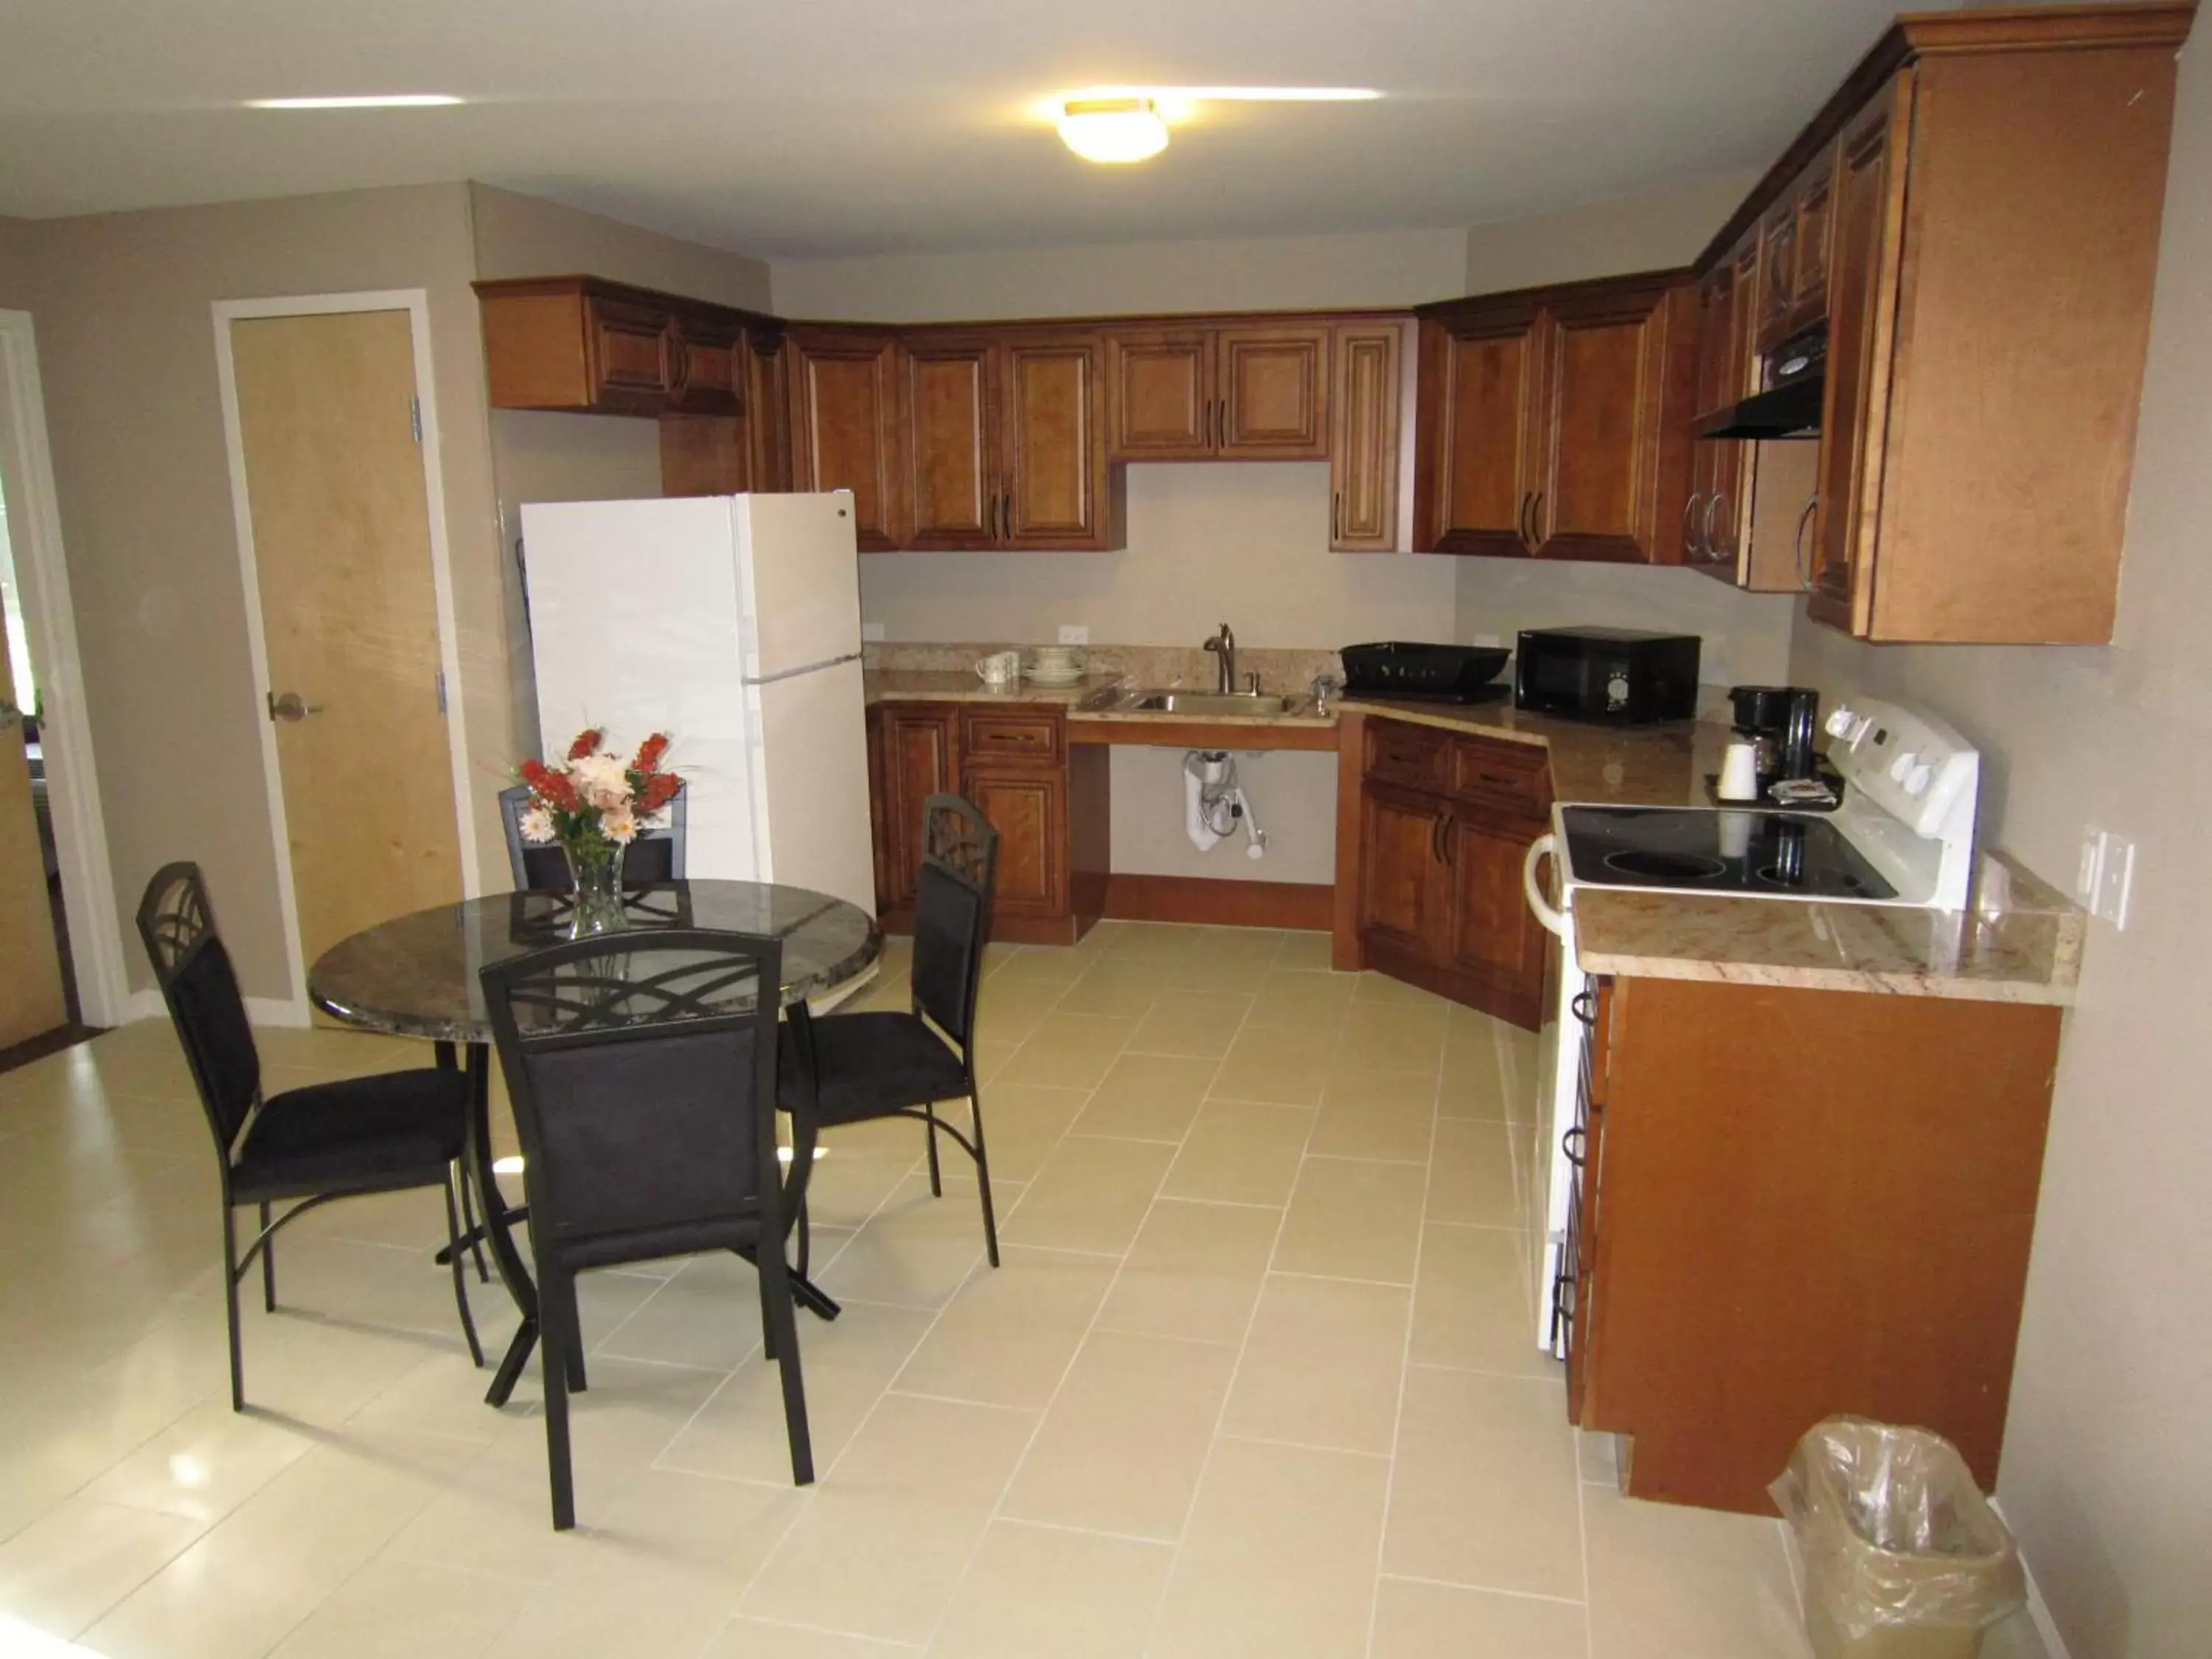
[902,337,996,549]
[476,276,773,417]
[1684,260,1739,571]
[668,313,743,414]
[1217,324,1330,456]
[1001,334,1113,549]
[788,328,905,553]
[1107,330,1213,456]
[1412,301,1542,557]
[1329,323,1404,551]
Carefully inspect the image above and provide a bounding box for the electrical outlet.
[2095,832,2135,928]
[1058,625,1089,645]
[861,622,886,642]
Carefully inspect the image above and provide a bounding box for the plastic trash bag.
[1773,1418,2026,1659]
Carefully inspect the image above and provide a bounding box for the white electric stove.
[1516,698,1981,1354]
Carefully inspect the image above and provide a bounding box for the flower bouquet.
[517,729,684,934]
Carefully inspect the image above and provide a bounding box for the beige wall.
[1787,35,2212,1655]
[465,183,776,758]
[21,184,515,999]
[0,215,36,308]
[1462,170,1760,293]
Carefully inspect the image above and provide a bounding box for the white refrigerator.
[519,493,876,915]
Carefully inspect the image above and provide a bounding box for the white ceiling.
[0,0,1930,260]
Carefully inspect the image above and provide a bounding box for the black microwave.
[1513,627,1701,725]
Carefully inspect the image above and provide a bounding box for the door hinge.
[409,397,422,444]
[434,668,448,716]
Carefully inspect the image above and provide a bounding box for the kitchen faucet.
[1203,623,1236,694]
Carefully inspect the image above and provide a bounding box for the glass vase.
[562,838,628,939]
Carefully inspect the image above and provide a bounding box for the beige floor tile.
[999,1135,1174,1255]
[1579,1427,1622,1486]
[1371,1576,1587,1658]
[1337,1001,1449,1073]
[971,1040,1020,1085]
[1000,1329,1238,1540]
[1054,961,1171,1019]
[1383,1364,1583,1600]
[1273,1158,1427,1284]
[1272,931,1339,972]
[985,945,1092,990]
[1308,1069,1438,1164]
[970,978,1071,1048]
[594,1249,776,1371]
[268,1557,535,1658]
[1209,1020,1342,1106]
[1410,1222,1554,1377]
[1096,1199,1281,1344]
[741,1394,1036,1643]
[1164,933,1289,995]
[801,1150,927,1232]
[79,1399,318,1523]
[0,1496,206,1640]
[705,1620,922,1656]
[1426,1117,1520,1228]
[816,1172,992,1310]
[1071,1053,1218,1142]
[1161,1101,1315,1207]
[970,1083,1088,1183]
[1150,1434,1391,1659]
[1127,990,1253,1060]
[1583,1484,1806,1659]
[993,1014,1138,1091]
[1244,970,1359,1032]
[931,1518,1175,1659]
[1220,1274,1411,1455]
[892,1246,1118,1410]
[1354,971,1450,1007]
[1099,921,1203,961]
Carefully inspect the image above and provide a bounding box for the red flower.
[639,771,683,812]
[566,728,604,762]
[632,731,671,774]
[521,757,578,811]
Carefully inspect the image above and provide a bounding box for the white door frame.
[0,310,130,1030]
[212,290,481,1021]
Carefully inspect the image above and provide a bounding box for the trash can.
[1772,1419,2026,1659]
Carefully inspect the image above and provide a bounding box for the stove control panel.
[1824,699,1979,841]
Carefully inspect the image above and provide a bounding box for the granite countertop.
[1335,698,1733,804]
[863,669,1126,708]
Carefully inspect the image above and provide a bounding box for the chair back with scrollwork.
[497,784,688,894]
[911,794,998,1057]
[136,861,262,1153]
[479,930,783,1259]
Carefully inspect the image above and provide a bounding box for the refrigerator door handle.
[745,650,864,686]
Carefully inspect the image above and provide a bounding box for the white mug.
[975,650,1020,688]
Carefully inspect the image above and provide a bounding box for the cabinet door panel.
[904,339,995,549]
[1810,77,1912,633]
[1329,324,1402,551]
[1217,325,1329,457]
[879,706,958,911]
[1444,813,1548,994]
[790,331,903,552]
[1359,785,1446,958]
[1533,293,1671,563]
[589,297,677,408]
[669,315,742,413]
[1413,312,1540,556]
[1108,332,1213,457]
[1004,335,1107,548]
[1788,145,1839,339]
[964,768,1067,917]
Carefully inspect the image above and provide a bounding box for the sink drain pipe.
[1183,751,1269,860]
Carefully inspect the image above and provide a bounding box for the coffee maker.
[1728,685,1822,796]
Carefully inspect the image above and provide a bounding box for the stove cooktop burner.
[1562,805,1896,902]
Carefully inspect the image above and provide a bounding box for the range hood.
[1691,327,1826,441]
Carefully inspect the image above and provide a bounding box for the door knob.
[266,691,322,723]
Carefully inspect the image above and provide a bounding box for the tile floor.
[0,921,2051,1658]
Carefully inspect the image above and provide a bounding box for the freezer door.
[734,493,864,683]
[749,656,875,914]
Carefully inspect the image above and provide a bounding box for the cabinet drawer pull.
[1518,490,1534,550]
[1562,1124,1586,1169]
[1794,495,1819,593]
[1332,490,1343,543]
[1570,989,1596,1027]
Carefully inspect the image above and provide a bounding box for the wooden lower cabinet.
[864,701,1106,945]
[1346,716,1551,1029]
[1572,975,2061,1512]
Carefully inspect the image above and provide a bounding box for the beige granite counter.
[1336,698,1733,805]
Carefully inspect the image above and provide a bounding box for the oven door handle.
[1523,832,1568,939]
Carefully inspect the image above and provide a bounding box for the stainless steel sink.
[1129,690,1299,717]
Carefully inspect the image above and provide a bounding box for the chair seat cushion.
[777,1011,969,1126]
[233,1068,469,1197]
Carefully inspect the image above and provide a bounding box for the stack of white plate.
[1026,645,1086,685]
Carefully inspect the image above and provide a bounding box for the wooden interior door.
[1216,324,1329,457]
[0,639,66,1048]
[788,330,904,551]
[1107,330,1213,457]
[903,338,997,549]
[1001,335,1105,549]
[1529,288,1670,563]
[1413,309,1540,556]
[229,309,462,981]
[1329,324,1402,551]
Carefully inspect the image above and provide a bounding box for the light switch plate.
[861,622,886,642]
[1058,625,1089,645]
[2095,832,2135,928]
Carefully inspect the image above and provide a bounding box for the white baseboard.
[1989,1498,2072,1659]
[121,989,312,1029]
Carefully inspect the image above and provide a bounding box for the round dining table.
[307,879,882,1406]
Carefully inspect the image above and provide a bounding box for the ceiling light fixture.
[1059,97,1171,164]
[247,94,464,110]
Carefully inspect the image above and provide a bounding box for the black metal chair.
[480,929,813,1530]
[134,863,484,1411]
[778,793,1001,1273]
[497,782,687,892]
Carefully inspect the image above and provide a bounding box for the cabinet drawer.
[1363,720,1447,790]
[1447,737,1548,815]
[961,709,1062,765]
